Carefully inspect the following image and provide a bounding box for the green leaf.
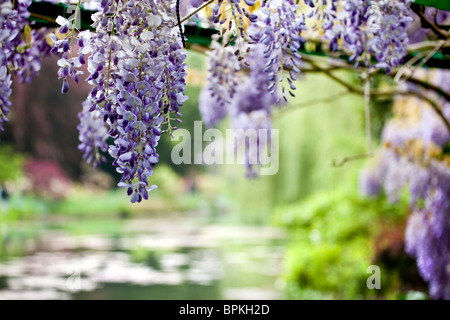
[414,0,450,11]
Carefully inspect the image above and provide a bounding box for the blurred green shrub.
[274,188,410,299]
[0,145,24,185]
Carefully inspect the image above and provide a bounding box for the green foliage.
[54,219,125,236]
[219,163,275,224]
[59,165,208,215]
[185,50,206,70]
[275,188,408,299]
[273,72,368,203]
[2,194,52,218]
[58,189,131,217]
[0,164,209,223]
[0,191,128,220]
[214,70,412,298]
[0,145,25,184]
[370,76,394,140]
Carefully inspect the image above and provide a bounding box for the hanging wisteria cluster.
[1,0,424,192]
[73,0,188,202]
[323,0,413,71]
[1,0,450,299]
[0,0,51,134]
[77,98,109,167]
[359,69,450,300]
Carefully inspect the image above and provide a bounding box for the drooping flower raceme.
[16,27,52,84]
[359,69,450,299]
[77,98,109,167]
[0,1,16,133]
[249,0,306,102]
[230,42,280,177]
[367,0,413,72]
[200,1,302,175]
[0,0,30,132]
[73,0,188,202]
[322,0,413,71]
[204,36,241,111]
[198,84,227,128]
[1,0,52,133]
[200,41,279,176]
[405,160,450,300]
[0,64,11,134]
[210,0,258,44]
[230,80,273,177]
[51,14,87,94]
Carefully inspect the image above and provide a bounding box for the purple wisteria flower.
[0,65,12,134]
[360,69,450,299]
[73,0,188,202]
[322,0,413,71]
[78,98,109,167]
[198,84,227,128]
[210,0,258,39]
[205,35,241,110]
[51,15,87,94]
[229,44,278,177]
[358,149,392,197]
[249,0,306,101]
[0,0,42,133]
[405,161,450,300]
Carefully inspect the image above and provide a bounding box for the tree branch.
[29,12,56,24]
[406,76,450,102]
[299,52,450,104]
[302,57,364,95]
[411,4,449,39]
[407,40,450,52]
[411,90,450,133]
[181,0,215,24]
[274,90,351,117]
[299,53,450,135]
[331,152,374,167]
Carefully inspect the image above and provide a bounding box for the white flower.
[140,30,154,41]
[147,14,162,28]
[56,15,70,27]
[123,58,141,70]
[137,43,150,53]
[130,36,140,47]
[57,58,70,67]
[91,12,102,22]
[78,30,92,40]
[0,1,12,16]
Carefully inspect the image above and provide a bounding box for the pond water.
[0,213,286,300]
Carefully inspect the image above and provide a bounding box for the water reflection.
[0,217,285,300]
